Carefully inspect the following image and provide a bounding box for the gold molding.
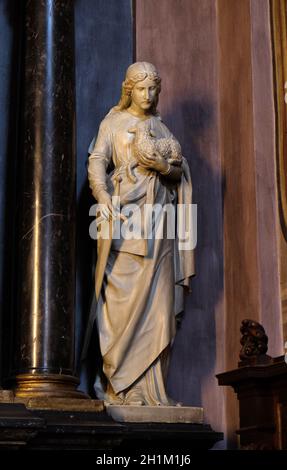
[271,0,287,240]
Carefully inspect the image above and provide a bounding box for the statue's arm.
[88,120,112,201]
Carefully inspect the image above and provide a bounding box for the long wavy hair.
[113,62,161,115]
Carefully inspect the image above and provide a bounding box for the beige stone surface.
[106,405,204,423]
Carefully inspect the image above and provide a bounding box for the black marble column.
[14,0,85,398]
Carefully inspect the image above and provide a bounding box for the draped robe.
[84,109,194,405]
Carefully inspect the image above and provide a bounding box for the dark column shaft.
[14,0,84,398]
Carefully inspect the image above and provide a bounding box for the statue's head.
[115,62,161,115]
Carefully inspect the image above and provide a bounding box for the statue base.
[106,404,204,423]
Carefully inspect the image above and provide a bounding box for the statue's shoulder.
[98,111,114,131]
[88,111,119,153]
[101,108,125,127]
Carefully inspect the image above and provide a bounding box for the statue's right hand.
[97,191,116,221]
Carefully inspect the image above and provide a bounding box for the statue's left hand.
[138,150,169,173]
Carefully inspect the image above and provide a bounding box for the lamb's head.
[128,120,157,162]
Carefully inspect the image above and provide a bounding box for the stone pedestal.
[0,389,103,412]
[22,397,104,412]
[0,402,222,450]
[106,405,204,424]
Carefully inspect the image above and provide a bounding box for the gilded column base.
[14,373,88,399]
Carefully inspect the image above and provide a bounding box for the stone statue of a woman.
[83,62,194,406]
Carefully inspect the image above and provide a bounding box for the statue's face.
[131,77,158,112]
